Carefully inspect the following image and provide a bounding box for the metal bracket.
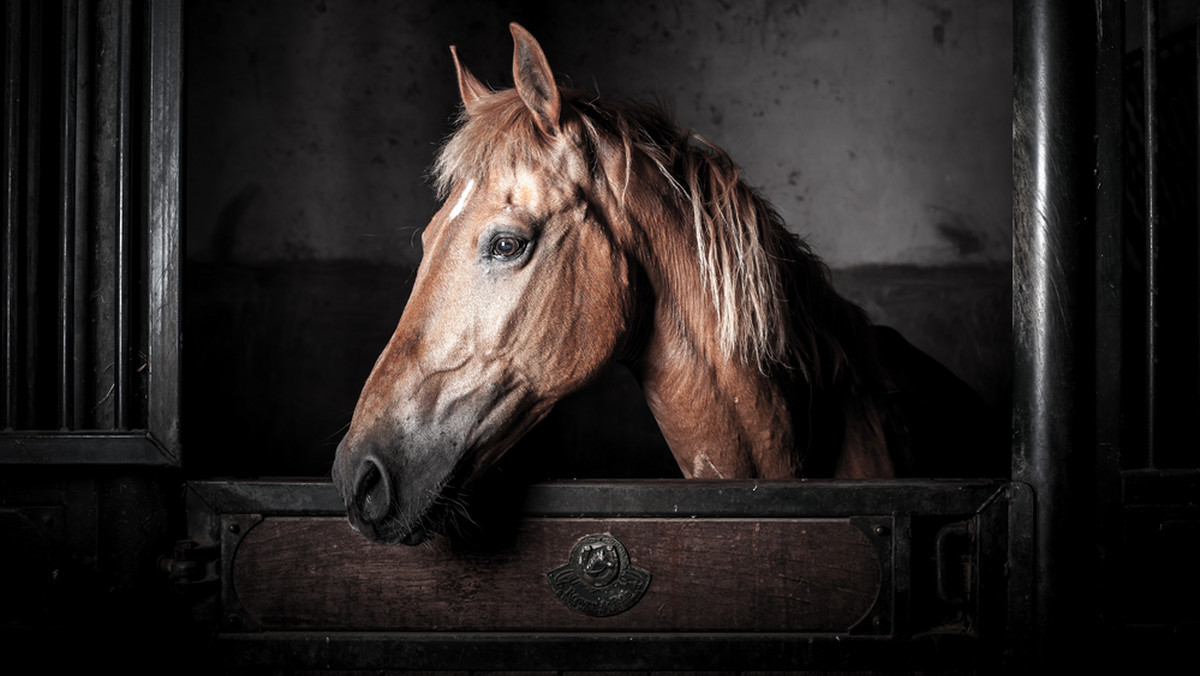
[219,513,264,631]
[848,515,895,635]
[159,539,219,585]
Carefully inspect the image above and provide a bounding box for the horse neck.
[614,174,794,478]
[634,340,797,478]
[616,162,895,479]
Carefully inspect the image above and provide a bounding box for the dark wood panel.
[231,517,881,632]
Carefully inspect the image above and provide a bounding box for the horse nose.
[351,455,395,528]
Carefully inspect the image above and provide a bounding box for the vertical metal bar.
[145,0,183,458]
[91,0,111,430]
[22,0,43,427]
[112,0,131,429]
[3,0,23,430]
[59,0,79,428]
[91,0,125,430]
[1143,0,1159,468]
[72,0,91,428]
[1012,0,1096,662]
[1093,0,1125,634]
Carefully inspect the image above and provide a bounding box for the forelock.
[433,90,559,200]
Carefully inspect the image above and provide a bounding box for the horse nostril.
[353,456,393,525]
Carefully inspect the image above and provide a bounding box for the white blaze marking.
[449,179,475,220]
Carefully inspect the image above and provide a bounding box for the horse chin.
[336,404,539,546]
[334,439,468,546]
[351,481,457,546]
[359,505,440,546]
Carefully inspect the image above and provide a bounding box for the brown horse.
[332,23,1002,545]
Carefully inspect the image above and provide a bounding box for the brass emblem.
[547,533,650,617]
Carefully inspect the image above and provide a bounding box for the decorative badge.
[546,533,651,617]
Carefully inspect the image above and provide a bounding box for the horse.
[331,23,1004,545]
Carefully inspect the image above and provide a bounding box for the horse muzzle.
[332,440,440,546]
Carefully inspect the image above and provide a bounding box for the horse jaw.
[332,352,554,545]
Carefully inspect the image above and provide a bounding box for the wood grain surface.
[232,517,882,631]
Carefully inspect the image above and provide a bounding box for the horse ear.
[509,22,560,137]
[451,45,490,114]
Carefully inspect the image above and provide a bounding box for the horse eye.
[490,236,527,259]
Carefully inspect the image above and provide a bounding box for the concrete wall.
[188,0,1011,267]
[185,0,1012,476]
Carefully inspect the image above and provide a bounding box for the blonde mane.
[432,88,876,388]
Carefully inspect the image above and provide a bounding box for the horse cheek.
[562,253,631,390]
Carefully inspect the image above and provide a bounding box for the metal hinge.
[936,520,974,607]
[159,539,219,585]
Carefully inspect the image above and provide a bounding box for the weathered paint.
[187,0,1011,269]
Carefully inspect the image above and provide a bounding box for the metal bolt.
[874,524,890,537]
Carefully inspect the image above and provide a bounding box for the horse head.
[332,24,638,545]
[332,21,1001,546]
